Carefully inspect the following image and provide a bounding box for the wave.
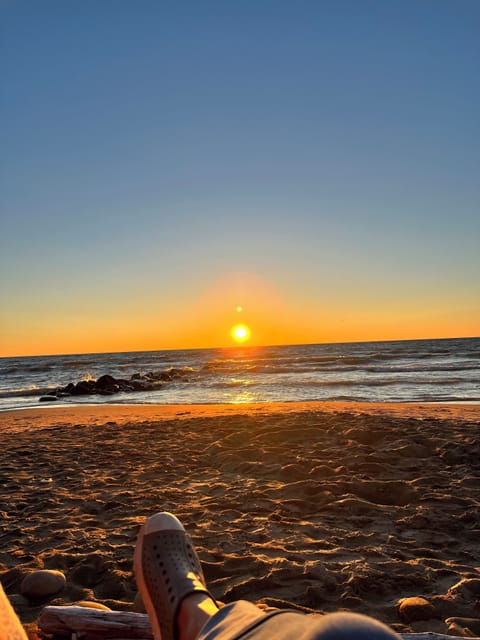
[0,386,58,398]
[200,355,480,376]
[63,360,97,368]
[355,363,480,374]
[3,364,54,374]
[312,376,479,387]
[0,368,17,375]
[206,376,479,390]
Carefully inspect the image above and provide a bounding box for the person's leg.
[0,583,28,640]
[302,611,401,639]
[134,512,400,640]
[177,593,219,640]
[134,512,220,640]
[197,606,401,640]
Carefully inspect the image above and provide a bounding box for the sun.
[231,324,251,343]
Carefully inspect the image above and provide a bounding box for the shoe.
[134,512,214,640]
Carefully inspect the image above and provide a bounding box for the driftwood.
[38,606,153,639]
[38,606,480,640]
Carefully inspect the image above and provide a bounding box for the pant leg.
[197,601,401,640]
[0,583,28,640]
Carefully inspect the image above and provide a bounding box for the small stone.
[398,596,436,622]
[73,600,111,611]
[21,570,66,599]
[39,396,58,402]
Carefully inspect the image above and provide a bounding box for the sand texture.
[0,403,479,637]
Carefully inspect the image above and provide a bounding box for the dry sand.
[0,402,479,636]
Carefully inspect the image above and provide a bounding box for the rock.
[151,370,174,382]
[70,381,94,395]
[63,383,75,393]
[130,379,156,391]
[97,388,116,395]
[72,600,112,611]
[39,396,58,402]
[398,596,436,622]
[115,378,132,389]
[20,570,66,599]
[95,374,117,389]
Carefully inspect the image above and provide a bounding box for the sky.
[1,0,479,357]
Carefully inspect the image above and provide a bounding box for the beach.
[1,402,479,637]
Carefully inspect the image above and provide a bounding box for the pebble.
[72,600,112,611]
[397,596,436,622]
[20,570,66,599]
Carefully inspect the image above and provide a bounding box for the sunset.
[0,2,479,638]
[1,2,479,358]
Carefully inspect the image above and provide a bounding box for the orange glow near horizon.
[1,271,478,357]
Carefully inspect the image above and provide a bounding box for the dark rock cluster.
[39,368,191,402]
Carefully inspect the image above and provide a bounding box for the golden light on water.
[231,324,251,343]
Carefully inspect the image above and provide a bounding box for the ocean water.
[0,337,479,411]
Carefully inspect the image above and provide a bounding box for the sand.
[0,402,479,637]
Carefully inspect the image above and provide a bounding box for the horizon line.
[1,334,478,360]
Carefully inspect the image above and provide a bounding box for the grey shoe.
[134,512,214,640]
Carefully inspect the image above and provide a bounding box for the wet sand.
[0,402,479,636]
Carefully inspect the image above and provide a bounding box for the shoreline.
[1,400,479,434]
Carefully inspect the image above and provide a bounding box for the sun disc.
[231,324,251,343]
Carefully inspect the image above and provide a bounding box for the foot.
[134,512,218,640]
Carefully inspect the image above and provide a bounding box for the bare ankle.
[177,593,219,640]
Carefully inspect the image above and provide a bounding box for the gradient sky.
[1,0,479,356]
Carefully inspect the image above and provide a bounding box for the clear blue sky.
[1,0,479,355]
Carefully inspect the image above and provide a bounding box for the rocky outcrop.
[38,368,192,401]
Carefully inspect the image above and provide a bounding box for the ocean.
[0,337,479,412]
